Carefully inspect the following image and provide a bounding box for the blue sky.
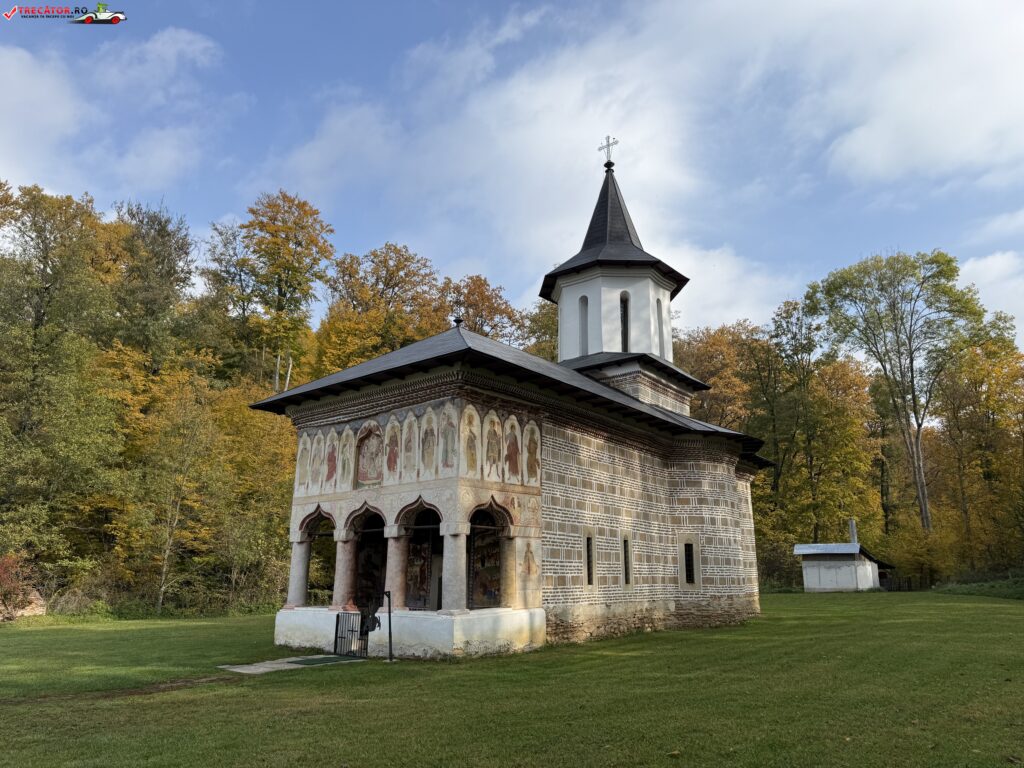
[2,1,1023,343]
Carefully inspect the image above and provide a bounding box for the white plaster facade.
[555,267,675,362]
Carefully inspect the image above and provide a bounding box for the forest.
[0,181,1021,617]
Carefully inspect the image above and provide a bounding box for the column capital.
[441,522,471,536]
[383,525,410,539]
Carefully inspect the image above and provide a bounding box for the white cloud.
[0,29,222,198]
[960,250,1024,346]
[0,46,97,191]
[663,243,801,331]
[969,207,1024,244]
[114,125,203,191]
[261,1,1024,333]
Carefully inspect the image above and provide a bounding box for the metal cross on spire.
[598,135,619,163]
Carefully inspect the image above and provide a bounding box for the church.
[252,153,768,658]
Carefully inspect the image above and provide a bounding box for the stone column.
[500,536,517,608]
[285,540,311,607]
[331,537,357,610]
[441,523,469,612]
[384,527,409,610]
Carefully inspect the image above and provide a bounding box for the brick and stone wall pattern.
[540,419,759,641]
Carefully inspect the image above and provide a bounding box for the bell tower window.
[619,292,630,353]
[657,298,665,357]
[578,296,589,357]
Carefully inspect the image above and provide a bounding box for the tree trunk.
[274,350,281,393]
[911,426,932,531]
[955,454,974,570]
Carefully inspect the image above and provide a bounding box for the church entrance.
[405,508,443,611]
[304,510,336,606]
[468,508,504,609]
[353,512,387,619]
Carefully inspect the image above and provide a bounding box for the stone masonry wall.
[599,369,693,416]
[541,420,759,643]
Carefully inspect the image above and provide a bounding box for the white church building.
[252,156,769,658]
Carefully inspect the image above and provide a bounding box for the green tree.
[241,190,334,392]
[814,251,987,531]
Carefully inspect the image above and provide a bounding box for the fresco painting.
[439,404,458,475]
[420,409,437,480]
[460,405,481,479]
[503,416,522,484]
[401,413,418,480]
[524,421,541,486]
[295,436,311,493]
[384,418,401,484]
[483,411,503,482]
[309,433,325,495]
[338,429,354,491]
[356,425,384,486]
[324,431,338,493]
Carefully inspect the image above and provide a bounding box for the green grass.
[934,576,1024,600]
[1,593,1022,767]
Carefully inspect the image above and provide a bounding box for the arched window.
[578,296,589,356]
[619,291,630,353]
[657,298,665,357]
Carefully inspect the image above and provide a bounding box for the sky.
[2,0,1023,343]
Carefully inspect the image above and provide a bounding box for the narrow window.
[657,299,665,357]
[622,539,631,585]
[578,296,589,356]
[619,292,630,352]
[585,536,594,586]
[684,542,695,585]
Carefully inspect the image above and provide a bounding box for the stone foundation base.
[368,607,547,659]
[274,606,547,658]
[545,593,760,644]
[274,607,344,652]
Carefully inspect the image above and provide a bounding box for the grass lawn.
[0,594,1021,768]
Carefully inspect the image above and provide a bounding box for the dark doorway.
[405,508,443,611]
[305,511,336,606]
[354,513,387,618]
[468,508,503,609]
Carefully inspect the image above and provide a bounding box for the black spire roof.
[539,162,689,302]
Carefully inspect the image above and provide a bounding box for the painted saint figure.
[357,432,383,485]
[386,427,400,475]
[421,416,436,474]
[466,424,478,474]
[325,441,337,486]
[485,419,501,480]
[505,429,520,480]
[526,429,540,485]
[440,411,457,469]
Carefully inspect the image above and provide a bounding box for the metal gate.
[334,612,366,657]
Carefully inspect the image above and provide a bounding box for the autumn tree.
[815,251,987,531]
[674,322,757,431]
[439,274,525,345]
[241,190,334,392]
[316,243,448,374]
[523,300,558,362]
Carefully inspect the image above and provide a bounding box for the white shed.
[794,543,891,592]
[795,520,894,592]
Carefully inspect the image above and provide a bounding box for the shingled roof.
[250,325,767,465]
[539,162,689,302]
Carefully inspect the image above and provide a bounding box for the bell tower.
[539,141,707,415]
